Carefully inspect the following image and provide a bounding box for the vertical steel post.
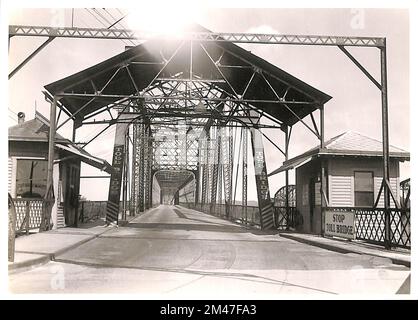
[144,126,150,210]
[147,132,153,208]
[320,106,326,236]
[223,125,233,218]
[201,128,210,209]
[41,96,57,231]
[138,123,145,212]
[210,125,221,214]
[249,125,275,229]
[46,97,57,200]
[195,147,201,207]
[122,129,129,220]
[380,39,391,249]
[72,124,77,142]
[131,123,138,215]
[105,111,129,225]
[242,127,248,224]
[283,125,290,230]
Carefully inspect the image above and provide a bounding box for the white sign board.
[325,211,355,240]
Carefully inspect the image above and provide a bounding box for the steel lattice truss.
[9,25,385,47]
[11,17,394,239]
[43,28,336,227]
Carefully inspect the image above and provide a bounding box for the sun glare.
[126,4,199,37]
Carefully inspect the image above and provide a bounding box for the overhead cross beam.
[9,25,385,47]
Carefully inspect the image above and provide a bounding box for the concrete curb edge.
[280,233,410,268]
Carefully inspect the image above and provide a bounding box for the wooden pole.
[8,194,16,262]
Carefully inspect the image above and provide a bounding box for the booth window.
[16,159,47,198]
[354,171,374,207]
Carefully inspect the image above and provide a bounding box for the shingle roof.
[8,112,67,143]
[268,131,410,177]
[8,112,113,174]
[323,131,408,154]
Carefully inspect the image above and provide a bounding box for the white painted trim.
[11,157,17,198]
[328,174,333,206]
[14,156,47,160]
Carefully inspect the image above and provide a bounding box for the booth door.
[64,164,80,226]
[309,178,316,233]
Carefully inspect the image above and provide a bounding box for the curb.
[280,233,410,268]
[8,254,51,275]
[9,225,117,274]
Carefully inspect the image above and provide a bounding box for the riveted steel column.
[242,127,248,224]
[131,122,141,215]
[210,125,221,215]
[40,96,57,231]
[380,40,391,249]
[320,106,326,235]
[138,123,145,212]
[249,115,274,230]
[283,125,290,230]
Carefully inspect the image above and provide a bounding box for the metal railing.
[326,207,411,249]
[78,201,107,223]
[12,198,51,234]
[273,206,298,230]
[78,200,134,223]
[180,203,261,227]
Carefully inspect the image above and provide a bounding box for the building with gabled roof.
[8,111,112,231]
[269,131,410,234]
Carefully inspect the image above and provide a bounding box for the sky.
[5,4,413,201]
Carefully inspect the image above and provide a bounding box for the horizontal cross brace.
[57,92,315,106]
[9,25,385,47]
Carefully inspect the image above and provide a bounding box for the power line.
[84,8,131,47]
[101,8,137,46]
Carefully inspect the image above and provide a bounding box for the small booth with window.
[8,111,112,232]
[269,131,410,235]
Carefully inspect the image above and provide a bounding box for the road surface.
[9,205,410,297]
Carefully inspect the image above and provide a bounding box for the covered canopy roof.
[45,24,332,127]
[268,131,410,176]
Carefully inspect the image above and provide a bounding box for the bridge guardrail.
[326,207,411,249]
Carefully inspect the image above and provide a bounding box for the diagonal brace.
[338,45,382,90]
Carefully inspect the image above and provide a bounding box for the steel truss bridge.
[9,22,396,247]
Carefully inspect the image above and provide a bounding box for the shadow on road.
[126,222,248,234]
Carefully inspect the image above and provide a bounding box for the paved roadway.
[9,205,410,297]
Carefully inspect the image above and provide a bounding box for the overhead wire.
[101,8,137,46]
[84,8,131,47]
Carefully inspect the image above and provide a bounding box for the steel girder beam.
[147,129,154,209]
[138,123,146,212]
[105,111,130,225]
[9,36,55,79]
[144,126,152,210]
[247,111,275,230]
[131,122,140,215]
[9,25,385,47]
[58,92,315,107]
[200,127,210,207]
[242,127,248,223]
[221,126,233,218]
[210,126,221,214]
